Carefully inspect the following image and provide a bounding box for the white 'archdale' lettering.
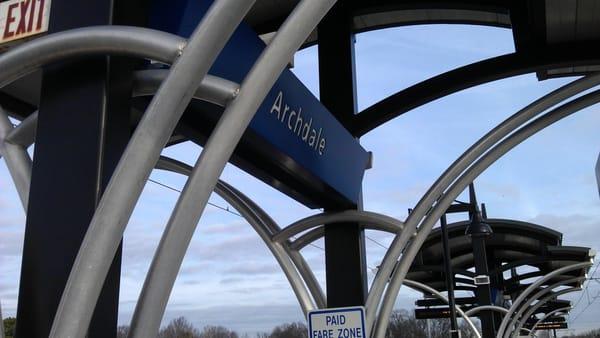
[270,90,327,156]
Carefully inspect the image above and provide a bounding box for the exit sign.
[0,0,50,45]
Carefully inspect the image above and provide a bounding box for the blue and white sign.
[308,307,367,338]
[148,0,369,207]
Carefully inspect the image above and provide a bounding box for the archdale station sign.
[148,0,370,209]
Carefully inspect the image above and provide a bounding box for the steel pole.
[440,215,460,337]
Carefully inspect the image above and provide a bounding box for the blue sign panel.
[149,0,369,206]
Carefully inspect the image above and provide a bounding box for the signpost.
[308,307,367,338]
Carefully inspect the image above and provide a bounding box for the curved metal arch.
[49,1,255,336]
[366,73,600,333]
[529,306,571,337]
[496,262,591,338]
[510,277,584,335]
[464,305,509,317]
[403,279,481,338]
[512,287,580,337]
[372,88,600,338]
[273,210,405,243]
[288,215,408,250]
[351,51,600,137]
[117,1,339,336]
[0,109,31,209]
[150,156,319,316]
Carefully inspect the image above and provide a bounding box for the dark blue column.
[318,0,368,307]
[15,1,147,337]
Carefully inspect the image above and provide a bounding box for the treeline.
[4,314,600,337]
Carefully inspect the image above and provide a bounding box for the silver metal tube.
[154,156,320,313]
[216,180,317,315]
[464,305,509,317]
[513,290,577,337]
[373,90,600,338]
[0,26,185,89]
[128,1,336,336]
[496,262,591,338]
[0,107,32,209]
[2,69,237,151]
[50,1,250,337]
[365,73,600,328]
[5,111,37,147]
[403,279,481,338]
[530,306,571,337]
[512,287,580,337]
[273,210,404,243]
[510,277,584,335]
[288,248,326,308]
[290,221,410,251]
[132,69,239,106]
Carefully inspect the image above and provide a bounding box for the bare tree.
[116,325,129,338]
[159,317,201,338]
[198,325,239,338]
[269,322,307,338]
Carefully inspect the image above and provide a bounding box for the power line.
[147,177,391,254]
[148,177,324,251]
[570,262,600,323]
[148,178,243,217]
[366,235,389,250]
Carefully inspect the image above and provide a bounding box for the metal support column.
[441,214,460,337]
[15,1,146,337]
[318,0,368,307]
[472,235,495,337]
[467,184,495,337]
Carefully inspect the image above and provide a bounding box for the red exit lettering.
[3,0,46,40]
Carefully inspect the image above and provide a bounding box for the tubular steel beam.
[147,157,319,327]
[0,108,31,209]
[404,279,481,338]
[511,277,584,330]
[497,263,591,338]
[372,90,600,338]
[352,51,600,136]
[465,305,509,317]
[273,211,404,243]
[365,74,600,332]
[513,289,578,337]
[530,307,571,337]
[126,1,337,335]
[48,1,251,336]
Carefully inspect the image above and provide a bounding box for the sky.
[1,23,600,336]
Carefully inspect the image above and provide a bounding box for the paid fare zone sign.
[0,0,50,45]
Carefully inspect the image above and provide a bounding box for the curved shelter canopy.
[408,217,595,328]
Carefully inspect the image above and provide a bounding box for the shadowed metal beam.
[352,49,600,136]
